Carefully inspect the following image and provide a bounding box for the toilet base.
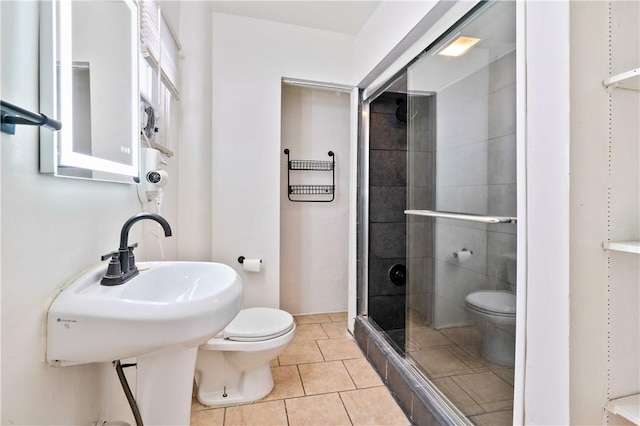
[482,328,515,367]
[195,363,274,407]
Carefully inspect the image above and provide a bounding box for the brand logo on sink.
[56,318,77,323]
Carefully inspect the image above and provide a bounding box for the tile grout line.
[295,364,307,396]
[282,397,291,426]
[337,390,355,425]
[315,337,327,362]
[338,359,358,390]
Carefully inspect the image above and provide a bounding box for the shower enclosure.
[357,2,518,424]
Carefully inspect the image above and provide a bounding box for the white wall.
[523,1,571,424]
[143,0,214,265]
[354,1,438,83]
[210,13,354,309]
[1,2,144,423]
[280,85,351,315]
[208,1,450,316]
[139,1,182,264]
[175,2,213,262]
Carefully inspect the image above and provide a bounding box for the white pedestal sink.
[46,261,243,425]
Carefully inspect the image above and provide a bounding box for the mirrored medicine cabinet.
[39,0,140,183]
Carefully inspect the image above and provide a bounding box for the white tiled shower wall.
[433,50,518,328]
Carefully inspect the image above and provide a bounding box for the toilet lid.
[465,291,516,315]
[223,307,294,342]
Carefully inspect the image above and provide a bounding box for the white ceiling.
[208,1,382,35]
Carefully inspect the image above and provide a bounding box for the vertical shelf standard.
[603,2,640,421]
[283,149,335,202]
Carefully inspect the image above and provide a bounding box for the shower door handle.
[404,210,517,224]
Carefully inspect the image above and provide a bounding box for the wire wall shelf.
[284,149,335,202]
[289,159,334,171]
[289,185,335,195]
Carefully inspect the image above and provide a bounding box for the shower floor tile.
[491,367,515,386]
[469,409,514,425]
[448,345,490,371]
[191,312,409,426]
[410,347,476,378]
[431,376,485,416]
[440,326,484,346]
[451,371,514,404]
[408,325,454,349]
[405,313,515,425]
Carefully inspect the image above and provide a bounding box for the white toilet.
[465,253,517,366]
[194,307,296,407]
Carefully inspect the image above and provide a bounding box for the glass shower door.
[405,2,518,424]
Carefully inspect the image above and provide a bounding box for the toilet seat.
[465,291,516,317]
[223,307,294,342]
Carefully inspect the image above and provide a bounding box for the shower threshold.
[354,316,472,426]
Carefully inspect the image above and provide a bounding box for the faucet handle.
[128,243,139,271]
[100,251,119,262]
[100,251,122,281]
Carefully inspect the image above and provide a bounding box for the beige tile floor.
[191,312,410,426]
[406,310,514,425]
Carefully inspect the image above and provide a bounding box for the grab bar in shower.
[404,210,517,224]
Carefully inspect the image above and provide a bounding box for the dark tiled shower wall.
[368,93,408,333]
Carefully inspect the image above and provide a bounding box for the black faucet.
[100,212,172,286]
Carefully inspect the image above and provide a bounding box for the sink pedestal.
[136,345,199,425]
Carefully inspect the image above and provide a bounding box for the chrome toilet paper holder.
[237,256,262,264]
[452,248,473,259]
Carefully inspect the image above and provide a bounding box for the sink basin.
[46,261,243,365]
